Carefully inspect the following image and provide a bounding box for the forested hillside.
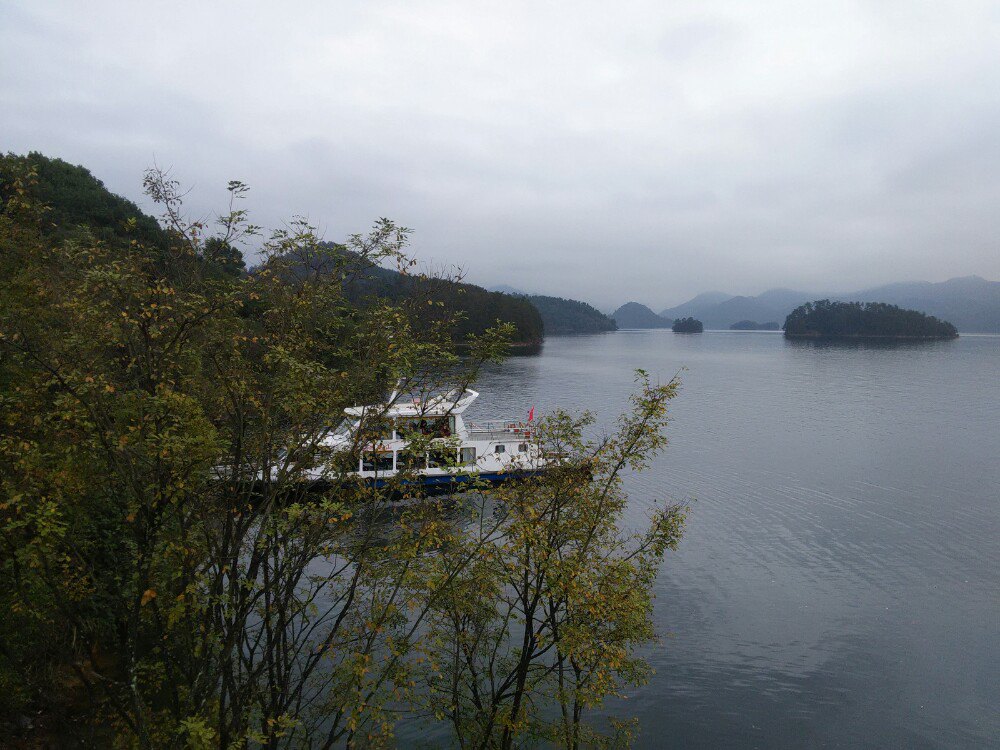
[1,153,543,346]
[9,152,167,248]
[523,294,616,334]
[333,247,543,345]
[487,287,618,334]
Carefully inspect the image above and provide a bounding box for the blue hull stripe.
[367,471,544,489]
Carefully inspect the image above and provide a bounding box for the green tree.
[1,154,686,748]
[414,372,686,749]
[0,160,500,746]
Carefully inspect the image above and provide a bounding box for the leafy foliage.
[414,372,685,749]
[783,300,958,339]
[0,154,685,748]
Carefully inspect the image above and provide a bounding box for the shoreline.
[784,332,959,341]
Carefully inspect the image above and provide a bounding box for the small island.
[730,320,780,331]
[672,316,704,333]
[783,300,958,340]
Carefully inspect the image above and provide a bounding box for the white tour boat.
[318,388,547,490]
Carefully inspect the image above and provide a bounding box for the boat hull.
[365,469,546,492]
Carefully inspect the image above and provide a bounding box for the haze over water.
[469,331,999,749]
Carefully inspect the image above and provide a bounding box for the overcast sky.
[3,1,1000,309]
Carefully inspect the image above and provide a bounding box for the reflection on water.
[461,331,999,749]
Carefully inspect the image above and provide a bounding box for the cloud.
[2,0,999,308]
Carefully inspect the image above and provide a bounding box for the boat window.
[367,421,393,442]
[396,450,422,471]
[518,443,528,453]
[361,417,395,442]
[396,419,419,438]
[495,444,506,454]
[460,447,477,465]
[398,417,452,438]
[428,448,455,469]
[362,451,394,473]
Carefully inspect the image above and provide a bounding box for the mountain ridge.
[654,276,1000,333]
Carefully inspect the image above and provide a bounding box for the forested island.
[783,300,959,339]
[672,317,704,333]
[730,320,779,331]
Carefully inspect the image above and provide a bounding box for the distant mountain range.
[651,276,1000,333]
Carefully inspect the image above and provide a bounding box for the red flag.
[527,406,535,422]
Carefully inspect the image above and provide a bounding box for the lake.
[465,330,999,749]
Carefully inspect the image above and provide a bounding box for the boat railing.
[465,420,532,439]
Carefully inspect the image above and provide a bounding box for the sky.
[2,1,1000,310]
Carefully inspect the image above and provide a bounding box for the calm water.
[466,331,999,749]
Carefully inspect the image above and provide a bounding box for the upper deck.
[344,387,480,419]
[465,419,533,441]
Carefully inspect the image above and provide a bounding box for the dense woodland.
[0,152,685,748]
[671,317,703,333]
[783,300,958,339]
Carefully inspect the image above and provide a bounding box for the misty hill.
[488,287,616,334]
[612,302,672,329]
[657,291,732,320]
[754,288,817,311]
[661,276,1000,333]
[661,294,793,329]
[852,276,1000,333]
[521,295,617,335]
[333,252,543,345]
